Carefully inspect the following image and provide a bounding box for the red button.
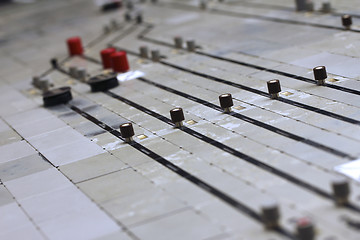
[67,37,83,56]
[100,48,116,69]
[111,51,130,73]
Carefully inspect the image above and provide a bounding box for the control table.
[1,0,360,239]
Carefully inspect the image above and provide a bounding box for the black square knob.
[342,15,352,28]
[332,179,350,205]
[50,58,58,68]
[120,123,135,139]
[88,73,119,92]
[170,108,185,127]
[267,80,281,99]
[219,93,233,109]
[43,87,72,107]
[313,66,327,85]
[261,202,280,229]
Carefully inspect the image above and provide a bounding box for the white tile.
[0,202,31,233]
[131,209,223,240]
[39,206,120,240]
[78,168,153,204]
[291,52,360,78]
[103,188,186,226]
[0,222,45,240]
[93,230,132,240]
[0,141,35,164]
[19,186,91,223]
[28,126,86,151]
[14,116,68,138]
[0,119,10,132]
[59,153,127,183]
[5,168,73,200]
[0,185,14,206]
[41,140,105,166]
[0,154,51,182]
[4,108,53,127]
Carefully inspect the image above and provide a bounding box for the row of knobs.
[46,36,332,112]
[119,108,350,240]
[45,33,333,112]
[267,65,328,98]
[43,31,352,240]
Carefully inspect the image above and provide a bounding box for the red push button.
[111,51,130,73]
[67,37,83,56]
[100,48,116,69]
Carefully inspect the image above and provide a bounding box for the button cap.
[342,15,352,28]
[69,66,78,78]
[322,2,331,13]
[219,93,233,112]
[332,178,350,205]
[140,46,149,59]
[88,72,119,92]
[170,108,185,127]
[111,51,130,73]
[50,58,58,68]
[32,76,40,87]
[267,79,281,99]
[151,49,161,62]
[296,218,315,240]
[101,48,116,69]
[174,36,183,49]
[37,78,51,91]
[186,40,196,51]
[67,37,83,56]
[295,0,307,11]
[125,12,132,21]
[136,14,143,24]
[120,123,135,142]
[101,1,121,12]
[261,202,280,229]
[77,67,87,82]
[313,66,327,85]
[43,87,72,107]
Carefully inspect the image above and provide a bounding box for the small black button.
[50,58,58,68]
[219,93,233,108]
[296,218,315,240]
[88,72,119,92]
[120,123,135,142]
[219,93,233,112]
[313,66,327,85]
[43,87,72,107]
[170,108,185,127]
[332,178,350,205]
[267,79,281,99]
[261,202,280,229]
[342,15,352,28]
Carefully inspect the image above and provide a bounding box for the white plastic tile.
[0,203,32,234]
[28,126,86,151]
[41,139,105,166]
[0,154,51,182]
[0,141,36,164]
[130,209,223,240]
[14,116,68,138]
[4,168,73,200]
[59,153,127,183]
[0,223,45,240]
[38,207,120,240]
[103,188,187,226]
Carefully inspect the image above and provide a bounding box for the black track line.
[69,103,295,239]
[137,77,354,159]
[110,44,360,127]
[104,90,360,213]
